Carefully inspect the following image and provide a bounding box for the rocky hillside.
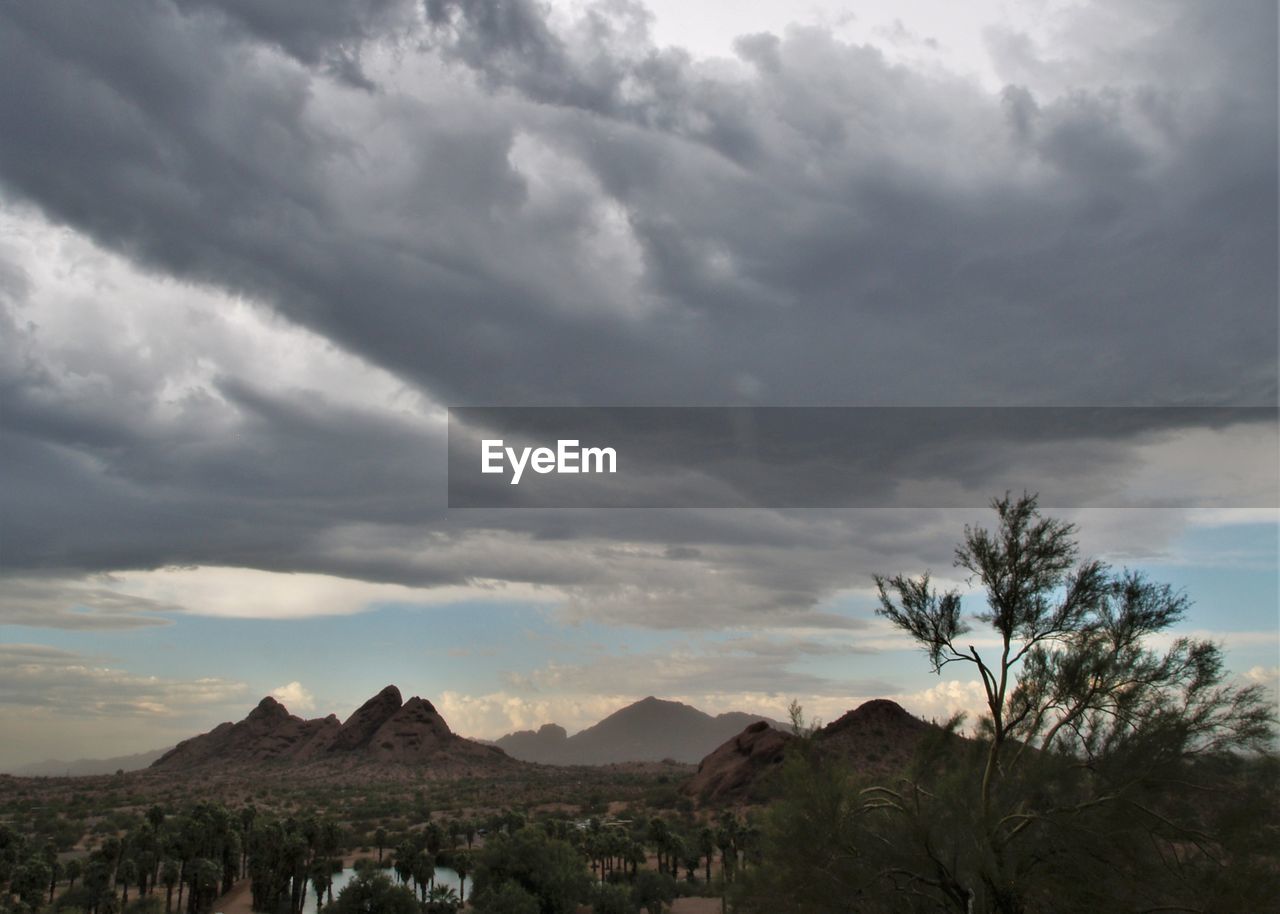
[683,720,795,803]
[152,685,510,771]
[495,697,785,765]
[685,699,938,803]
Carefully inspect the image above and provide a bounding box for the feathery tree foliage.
[742,493,1277,913]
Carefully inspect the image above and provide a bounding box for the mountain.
[8,747,171,777]
[682,720,795,803]
[491,723,569,760]
[685,699,940,803]
[494,697,785,765]
[816,698,931,771]
[151,685,511,772]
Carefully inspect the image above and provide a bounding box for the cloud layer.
[0,1,1275,754]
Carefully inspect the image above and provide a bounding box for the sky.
[0,0,1276,769]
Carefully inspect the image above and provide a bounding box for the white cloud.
[0,643,250,768]
[4,565,556,626]
[270,681,316,713]
[437,690,635,739]
[0,643,248,717]
[437,678,992,741]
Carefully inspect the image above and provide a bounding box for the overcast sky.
[0,0,1276,769]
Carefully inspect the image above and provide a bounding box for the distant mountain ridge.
[151,685,511,772]
[8,747,171,777]
[494,697,786,765]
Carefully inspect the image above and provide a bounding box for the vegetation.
[1,774,742,914]
[741,493,1278,913]
[2,494,1274,914]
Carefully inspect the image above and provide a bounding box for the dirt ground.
[210,878,253,914]
[670,898,723,913]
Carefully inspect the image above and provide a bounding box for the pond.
[301,866,463,914]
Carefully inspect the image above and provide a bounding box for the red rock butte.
[151,684,507,770]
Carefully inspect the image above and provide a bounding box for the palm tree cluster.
[1,800,356,914]
[3,803,241,914]
[246,812,343,914]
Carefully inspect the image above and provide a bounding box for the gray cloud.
[0,642,248,715]
[0,576,176,629]
[1,0,1272,409]
[0,0,1274,631]
[504,634,895,698]
[180,0,417,87]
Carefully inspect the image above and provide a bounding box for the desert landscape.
[3,0,1276,912]
[3,685,931,914]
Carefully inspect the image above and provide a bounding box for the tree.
[309,860,331,914]
[424,884,459,914]
[411,851,435,902]
[470,826,590,914]
[740,494,1277,914]
[118,859,137,904]
[65,858,83,893]
[451,850,471,904]
[472,882,538,914]
[323,871,418,914]
[697,828,715,884]
[11,858,51,911]
[44,848,62,904]
[392,839,414,887]
[590,882,638,914]
[865,494,1274,906]
[631,870,675,914]
[160,860,179,914]
[373,829,386,866]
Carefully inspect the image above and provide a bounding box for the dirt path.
[210,878,253,914]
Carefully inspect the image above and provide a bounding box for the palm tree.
[42,843,60,903]
[647,818,670,874]
[627,840,646,879]
[319,820,342,905]
[374,828,387,865]
[423,822,444,858]
[239,806,256,879]
[392,840,414,886]
[452,850,471,904]
[65,858,82,893]
[309,860,330,914]
[161,859,180,914]
[191,858,220,914]
[425,883,459,914]
[699,827,715,883]
[412,850,435,902]
[118,859,137,904]
[715,828,735,885]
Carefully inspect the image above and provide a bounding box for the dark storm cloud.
[1,0,1273,409]
[447,406,1277,508]
[0,0,1275,628]
[180,0,417,87]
